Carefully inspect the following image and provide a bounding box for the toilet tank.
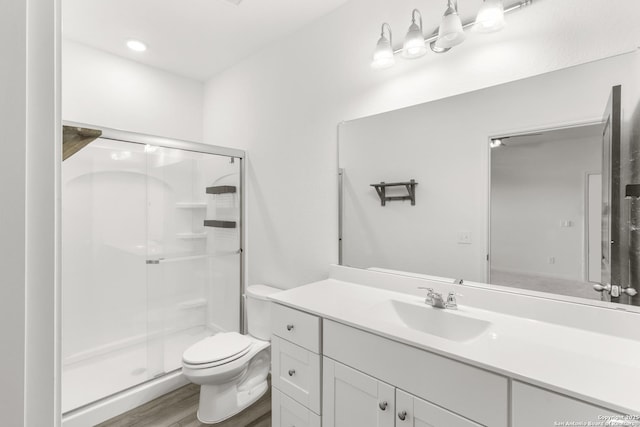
[245,285,281,340]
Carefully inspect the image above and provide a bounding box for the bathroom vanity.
[269,266,640,427]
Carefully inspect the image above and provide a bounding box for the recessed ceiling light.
[126,40,147,52]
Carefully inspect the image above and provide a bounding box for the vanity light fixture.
[434,0,466,50]
[126,39,147,52]
[371,23,395,69]
[474,0,506,33]
[371,0,533,70]
[402,9,427,59]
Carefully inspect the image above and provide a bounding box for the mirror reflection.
[489,124,603,300]
[338,51,640,307]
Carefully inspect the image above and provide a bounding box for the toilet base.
[196,378,268,424]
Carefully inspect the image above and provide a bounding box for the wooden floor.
[97,383,271,427]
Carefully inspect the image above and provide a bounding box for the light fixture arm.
[446,0,459,14]
[411,9,423,32]
[380,22,393,46]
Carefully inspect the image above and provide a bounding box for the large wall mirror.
[338,51,640,308]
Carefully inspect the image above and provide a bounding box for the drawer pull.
[288,369,296,377]
[398,411,407,421]
[379,401,388,411]
[286,324,295,331]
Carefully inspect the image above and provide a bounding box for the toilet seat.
[183,332,252,369]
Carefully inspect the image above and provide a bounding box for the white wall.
[491,135,602,280]
[1,0,60,425]
[62,39,204,142]
[202,0,640,289]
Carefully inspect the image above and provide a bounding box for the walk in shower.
[61,125,244,422]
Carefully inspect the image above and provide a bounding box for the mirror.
[338,50,640,307]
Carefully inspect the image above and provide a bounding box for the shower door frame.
[63,121,247,335]
[61,121,247,423]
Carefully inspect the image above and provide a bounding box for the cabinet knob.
[378,401,388,411]
[288,369,296,377]
[398,411,407,421]
[286,324,295,331]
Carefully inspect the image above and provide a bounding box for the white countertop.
[269,278,640,414]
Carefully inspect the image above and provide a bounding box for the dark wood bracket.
[204,220,237,228]
[206,185,237,194]
[370,180,418,206]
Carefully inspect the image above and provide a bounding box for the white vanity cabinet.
[270,301,632,427]
[323,357,482,427]
[323,319,509,427]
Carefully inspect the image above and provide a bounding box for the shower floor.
[62,326,212,414]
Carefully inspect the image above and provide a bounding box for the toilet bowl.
[181,284,280,424]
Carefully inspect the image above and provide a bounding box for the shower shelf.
[177,298,207,310]
[176,202,207,209]
[204,220,237,229]
[206,185,237,195]
[176,232,207,239]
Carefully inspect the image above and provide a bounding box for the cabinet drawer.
[397,389,482,427]
[272,303,321,353]
[272,336,321,414]
[272,387,321,427]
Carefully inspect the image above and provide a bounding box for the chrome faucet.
[418,287,457,309]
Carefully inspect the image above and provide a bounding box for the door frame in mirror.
[486,118,604,300]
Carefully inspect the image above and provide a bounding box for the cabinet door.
[323,357,395,427]
[512,381,622,427]
[396,389,482,427]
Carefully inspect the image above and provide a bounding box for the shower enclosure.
[61,124,244,419]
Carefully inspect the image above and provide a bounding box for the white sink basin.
[368,299,492,342]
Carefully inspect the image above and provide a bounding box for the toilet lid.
[182,332,252,365]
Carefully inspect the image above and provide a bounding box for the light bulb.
[126,40,147,52]
[435,2,466,49]
[474,0,505,33]
[402,10,427,59]
[371,24,395,69]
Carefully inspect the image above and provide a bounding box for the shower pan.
[61,124,245,425]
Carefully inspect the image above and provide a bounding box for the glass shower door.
[145,145,242,375]
[62,139,153,412]
[62,136,243,414]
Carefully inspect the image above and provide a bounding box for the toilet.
[181,284,280,424]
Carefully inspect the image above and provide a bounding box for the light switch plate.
[458,231,472,244]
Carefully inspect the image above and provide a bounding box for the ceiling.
[62,0,350,81]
